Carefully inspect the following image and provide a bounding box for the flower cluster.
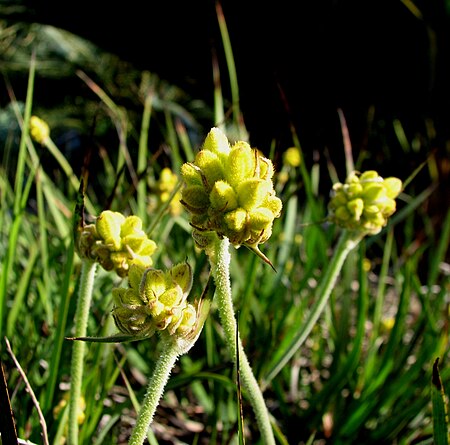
[180,127,282,250]
[76,210,157,277]
[112,262,197,337]
[328,170,402,235]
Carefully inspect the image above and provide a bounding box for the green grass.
[0,12,449,445]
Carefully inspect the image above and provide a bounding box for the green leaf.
[432,358,450,445]
[65,333,152,343]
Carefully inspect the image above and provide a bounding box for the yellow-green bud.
[210,181,238,212]
[227,142,256,187]
[195,150,225,186]
[30,116,50,145]
[169,262,194,296]
[203,126,231,158]
[283,147,301,167]
[180,127,283,252]
[237,179,272,211]
[181,185,210,214]
[96,211,125,250]
[328,170,403,235]
[156,167,183,216]
[384,177,403,198]
[191,229,220,252]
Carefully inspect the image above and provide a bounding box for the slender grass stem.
[128,338,180,445]
[209,237,275,445]
[263,229,363,387]
[68,260,97,445]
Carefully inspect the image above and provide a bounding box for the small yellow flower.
[180,127,283,253]
[283,147,301,167]
[158,167,183,216]
[76,211,157,277]
[30,116,50,145]
[328,170,402,235]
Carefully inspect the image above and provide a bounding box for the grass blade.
[0,53,36,335]
[432,358,450,445]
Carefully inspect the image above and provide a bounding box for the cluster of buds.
[328,170,403,235]
[112,262,197,338]
[180,127,282,252]
[76,210,157,277]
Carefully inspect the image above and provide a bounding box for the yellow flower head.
[112,262,198,338]
[328,170,402,235]
[180,128,282,252]
[76,210,157,277]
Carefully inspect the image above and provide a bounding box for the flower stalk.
[209,236,276,445]
[122,267,214,445]
[68,259,97,444]
[128,336,181,445]
[68,209,157,444]
[262,229,363,386]
[263,169,403,386]
[179,127,282,443]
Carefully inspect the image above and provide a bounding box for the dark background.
[2,0,450,184]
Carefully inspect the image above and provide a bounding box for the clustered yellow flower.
[328,170,402,235]
[30,115,50,145]
[76,210,157,277]
[180,127,282,251]
[112,262,197,338]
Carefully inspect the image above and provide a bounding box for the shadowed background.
[1,0,449,212]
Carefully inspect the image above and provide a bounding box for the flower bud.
[283,147,301,167]
[30,116,50,145]
[156,168,183,216]
[96,211,125,250]
[180,127,282,254]
[328,170,403,235]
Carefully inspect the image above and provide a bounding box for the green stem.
[209,237,275,445]
[68,260,97,445]
[128,338,180,445]
[262,229,363,387]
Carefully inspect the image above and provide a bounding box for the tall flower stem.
[209,237,276,445]
[263,229,363,386]
[68,260,97,445]
[128,338,180,445]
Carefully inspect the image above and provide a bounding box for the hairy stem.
[209,237,275,445]
[68,260,97,445]
[128,338,180,445]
